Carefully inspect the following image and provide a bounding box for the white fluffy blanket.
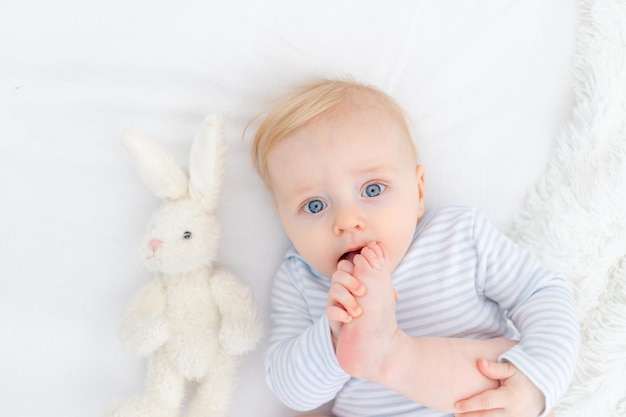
[511,0,626,415]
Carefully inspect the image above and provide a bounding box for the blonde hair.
[251,78,415,185]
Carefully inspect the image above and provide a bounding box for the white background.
[1,1,578,416]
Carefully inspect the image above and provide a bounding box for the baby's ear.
[415,164,425,182]
[188,115,225,212]
[124,130,188,200]
[416,164,426,217]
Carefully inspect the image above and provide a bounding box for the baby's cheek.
[385,252,401,276]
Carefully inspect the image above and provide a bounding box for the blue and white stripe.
[265,206,579,417]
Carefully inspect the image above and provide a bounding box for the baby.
[252,79,579,417]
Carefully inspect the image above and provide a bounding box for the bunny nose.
[149,239,164,252]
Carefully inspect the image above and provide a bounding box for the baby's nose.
[333,205,365,235]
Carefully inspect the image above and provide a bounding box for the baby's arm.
[453,276,578,417]
[265,259,350,412]
[465,211,580,416]
[396,214,577,417]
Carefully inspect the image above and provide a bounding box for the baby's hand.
[455,359,547,417]
[326,259,366,347]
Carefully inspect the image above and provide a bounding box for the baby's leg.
[335,242,403,382]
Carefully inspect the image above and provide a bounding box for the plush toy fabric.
[107,115,262,417]
[511,0,626,414]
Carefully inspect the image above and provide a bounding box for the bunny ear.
[124,129,188,201]
[188,114,225,211]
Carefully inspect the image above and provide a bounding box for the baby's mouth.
[339,247,364,264]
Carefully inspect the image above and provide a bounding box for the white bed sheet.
[0,1,579,416]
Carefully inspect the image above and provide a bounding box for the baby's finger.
[454,387,509,414]
[331,267,366,297]
[454,409,506,417]
[326,304,353,324]
[328,282,363,318]
[476,359,517,381]
[337,259,354,274]
[326,306,348,345]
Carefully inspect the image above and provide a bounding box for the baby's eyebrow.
[350,162,397,176]
[284,183,317,204]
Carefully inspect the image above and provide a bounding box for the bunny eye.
[183,231,192,239]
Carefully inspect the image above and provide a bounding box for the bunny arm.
[117,278,170,356]
[209,269,262,356]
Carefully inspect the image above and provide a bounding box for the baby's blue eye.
[303,199,327,214]
[362,183,385,198]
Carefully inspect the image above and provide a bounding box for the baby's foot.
[335,242,403,382]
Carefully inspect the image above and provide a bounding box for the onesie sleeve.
[264,255,350,411]
[472,210,580,416]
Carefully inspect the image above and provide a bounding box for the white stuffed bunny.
[107,115,262,417]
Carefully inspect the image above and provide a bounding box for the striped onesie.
[265,206,579,417]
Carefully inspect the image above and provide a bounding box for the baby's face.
[267,102,425,278]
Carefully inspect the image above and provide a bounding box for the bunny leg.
[108,348,185,417]
[185,350,241,417]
